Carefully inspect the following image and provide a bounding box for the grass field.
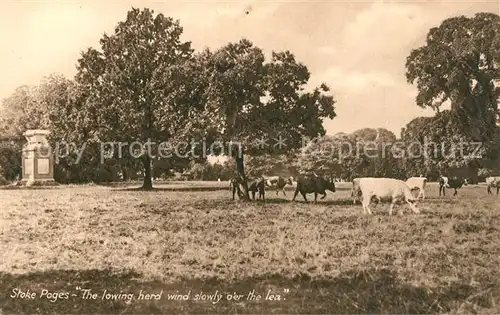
[1,182,499,314]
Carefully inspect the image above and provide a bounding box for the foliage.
[184,160,235,181]
[245,152,299,178]
[297,128,402,180]
[402,110,499,179]
[0,85,50,139]
[406,13,500,141]
[74,7,194,189]
[177,39,336,198]
[0,141,22,181]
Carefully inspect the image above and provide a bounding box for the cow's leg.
[314,192,318,202]
[282,188,287,196]
[487,185,491,194]
[320,192,327,199]
[440,185,445,196]
[362,195,372,215]
[232,186,236,200]
[237,184,245,199]
[276,187,279,196]
[252,191,256,200]
[292,187,300,201]
[389,197,397,216]
[453,189,458,196]
[497,186,499,195]
[370,196,379,209]
[302,192,308,202]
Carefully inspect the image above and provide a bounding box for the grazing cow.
[352,177,381,204]
[405,177,427,200]
[230,176,265,201]
[292,175,336,202]
[265,176,294,196]
[486,176,500,195]
[439,176,467,196]
[358,178,420,215]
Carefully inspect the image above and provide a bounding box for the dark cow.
[439,176,467,196]
[265,176,294,196]
[292,175,336,202]
[230,176,265,201]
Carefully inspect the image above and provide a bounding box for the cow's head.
[327,177,336,192]
[463,178,468,186]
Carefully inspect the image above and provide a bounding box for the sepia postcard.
[1,0,500,314]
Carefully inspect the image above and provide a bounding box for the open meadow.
[1,182,500,314]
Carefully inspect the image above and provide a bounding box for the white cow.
[486,176,500,195]
[352,177,381,205]
[358,178,420,215]
[405,177,427,200]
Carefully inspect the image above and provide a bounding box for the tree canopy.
[74,8,194,189]
[172,38,336,197]
[406,12,500,141]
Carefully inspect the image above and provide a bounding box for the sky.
[0,0,499,140]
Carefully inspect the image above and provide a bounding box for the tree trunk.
[121,166,129,181]
[142,154,153,190]
[235,154,250,200]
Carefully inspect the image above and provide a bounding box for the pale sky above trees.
[0,0,498,136]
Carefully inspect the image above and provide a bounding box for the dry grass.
[0,182,499,314]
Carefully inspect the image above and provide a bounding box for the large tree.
[74,8,194,189]
[406,13,500,141]
[179,39,336,199]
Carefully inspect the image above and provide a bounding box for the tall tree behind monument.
[74,8,194,190]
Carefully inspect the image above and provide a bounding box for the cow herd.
[229,174,500,215]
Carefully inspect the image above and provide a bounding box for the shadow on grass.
[200,198,359,206]
[1,268,497,314]
[116,187,228,192]
[0,186,59,190]
[290,199,359,206]
[115,186,353,193]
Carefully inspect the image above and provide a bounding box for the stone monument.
[21,129,56,186]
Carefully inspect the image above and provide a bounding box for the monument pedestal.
[21,130,57,186]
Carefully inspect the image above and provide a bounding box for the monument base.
[20,179,59,187]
